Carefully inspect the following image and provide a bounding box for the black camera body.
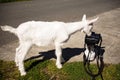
[85,32,102,45]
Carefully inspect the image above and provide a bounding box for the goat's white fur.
[0,14,98,76]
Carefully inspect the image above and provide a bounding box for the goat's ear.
[88,17,99,24]
[82,14,86,21]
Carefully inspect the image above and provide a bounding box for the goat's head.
[81,14,99,36]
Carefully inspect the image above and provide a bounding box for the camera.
[84,32,102,61]
[83,32,104,78]
[85,32,101,45]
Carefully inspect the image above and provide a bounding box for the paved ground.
[0,0,120,64]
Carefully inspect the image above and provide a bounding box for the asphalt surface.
[0,0,120,64]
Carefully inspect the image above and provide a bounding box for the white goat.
[1,14,98,76]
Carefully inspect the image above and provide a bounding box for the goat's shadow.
[25,47,85,71]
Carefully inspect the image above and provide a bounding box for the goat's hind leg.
[15,45,21,67]
[17,42,31,76]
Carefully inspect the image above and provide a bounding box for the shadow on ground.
[25,47,85,71]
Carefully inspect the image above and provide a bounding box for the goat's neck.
[66,21,83,35]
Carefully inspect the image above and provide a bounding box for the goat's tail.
[1,25,17,35]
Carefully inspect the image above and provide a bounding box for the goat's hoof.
[56,64,62,69]
[21,72,26,76]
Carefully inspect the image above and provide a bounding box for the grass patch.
[0,0,30,3]
[0,60,120,80]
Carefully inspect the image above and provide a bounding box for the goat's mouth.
[86,32,92,36]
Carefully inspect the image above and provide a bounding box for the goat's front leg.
[55,43,63,69]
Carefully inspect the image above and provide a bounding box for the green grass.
[0,0,30,3]
[0,60,120,80]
